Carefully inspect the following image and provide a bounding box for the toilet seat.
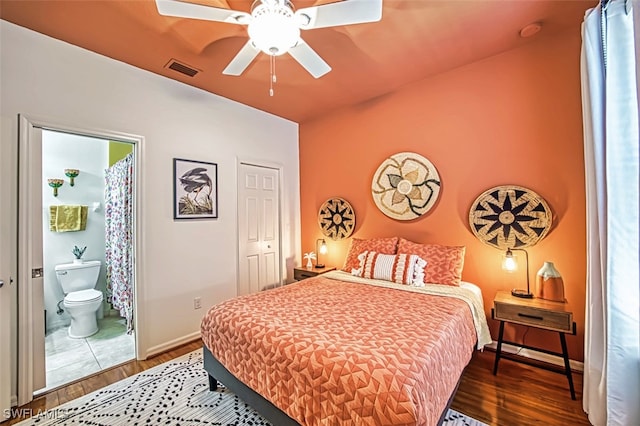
[64,289,103,305]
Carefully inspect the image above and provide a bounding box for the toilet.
[55,260,103,338]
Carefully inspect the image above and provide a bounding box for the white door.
[237,163,281,295]
[17,115,46,405]
[1,117,15,419]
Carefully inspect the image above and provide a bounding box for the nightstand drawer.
[294,269,317,280]
[494,302,572,333]
[293,266,336,281]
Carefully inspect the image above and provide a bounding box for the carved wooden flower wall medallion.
[469,185,553,249]
[371,152,441,220]
[318,197,355,240]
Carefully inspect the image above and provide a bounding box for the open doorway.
[38,130,135,393]
[17,116,141,403]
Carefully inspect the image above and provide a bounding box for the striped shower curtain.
[105,153,134,334]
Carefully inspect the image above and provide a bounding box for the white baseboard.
[144,331,201,359]
[486,340,584,372]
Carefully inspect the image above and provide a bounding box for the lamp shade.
[502,248,518,272]
[319,241,327,255]
[315,238,327,269]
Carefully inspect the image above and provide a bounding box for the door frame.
[1,116,16,419]
[16,114,146,405]
[236,159,285,295]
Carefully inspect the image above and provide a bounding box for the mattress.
[201,271,491,426]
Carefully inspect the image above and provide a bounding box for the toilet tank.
[54,260,102,293]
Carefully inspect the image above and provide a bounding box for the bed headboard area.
[340,236,466,287]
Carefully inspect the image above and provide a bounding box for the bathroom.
[41,129,135,392]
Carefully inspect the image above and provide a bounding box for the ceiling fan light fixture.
[248,0,300,56]
[155,0,383,79]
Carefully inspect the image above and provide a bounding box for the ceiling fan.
[155,0,383,79]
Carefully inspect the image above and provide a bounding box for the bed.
[201,267,492,426]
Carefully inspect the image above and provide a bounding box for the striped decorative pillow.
[352,251,427,286]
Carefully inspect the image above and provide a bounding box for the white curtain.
[581,1,640,425]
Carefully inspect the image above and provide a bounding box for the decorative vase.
[536,261,565,302]
[73,258,83,265]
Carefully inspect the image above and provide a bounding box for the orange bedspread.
[201,275,479,426]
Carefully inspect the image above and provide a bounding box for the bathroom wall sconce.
[47,178,64,197]
[64,169,80,186]
[315,238,327,269]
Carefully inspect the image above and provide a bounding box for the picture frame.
[173,158,218,220]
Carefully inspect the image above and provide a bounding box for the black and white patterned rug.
[16,350,488,425]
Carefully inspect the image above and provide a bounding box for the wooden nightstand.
[492,290,577,400]
[293,266,335,281]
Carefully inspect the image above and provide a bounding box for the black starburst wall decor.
[468,185,553,250]
[318,197,355,240]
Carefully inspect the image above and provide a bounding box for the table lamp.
[502,248,533,298]
[315,239,327,269]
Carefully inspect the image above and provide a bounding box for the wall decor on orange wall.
[468,185,553,250]
[371,152,441,221]
[318,197,355,240]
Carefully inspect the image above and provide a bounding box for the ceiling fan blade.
[288,39,331,78]
[295,0,382,30]
[222,41,260,76]
[155,0,250,25]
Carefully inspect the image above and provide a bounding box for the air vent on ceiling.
[165,59,200,77]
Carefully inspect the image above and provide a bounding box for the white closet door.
[237,163,281,295]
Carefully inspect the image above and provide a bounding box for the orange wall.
[299,30,586,361]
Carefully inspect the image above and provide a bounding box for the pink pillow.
[353,251,427,286]
[341,237,398,272]
[397,238,465,286]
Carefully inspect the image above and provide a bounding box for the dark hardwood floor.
[5,341,590,425]
[452,350,590,425]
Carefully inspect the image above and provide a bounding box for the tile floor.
[40,316,135,393]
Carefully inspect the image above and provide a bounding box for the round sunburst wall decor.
[318,197,355,240]
[371,152,441,220]
[469,185,553,250]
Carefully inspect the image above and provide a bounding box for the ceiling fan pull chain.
[273,56,277,84]
[269,55,276,96]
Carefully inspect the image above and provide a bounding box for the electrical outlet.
[194,297,202,310]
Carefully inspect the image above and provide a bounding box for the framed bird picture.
[173,158,218,219]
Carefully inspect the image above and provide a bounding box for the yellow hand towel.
[51,205,88,232]
[49,206,58,232]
